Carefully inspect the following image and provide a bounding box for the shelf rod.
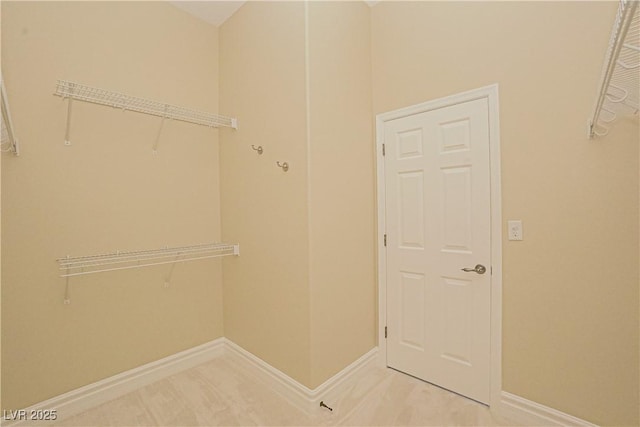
[588,0,638,138]
[58,243,233,264]
[57,243,239,278]
[54,80,238,130]
[59,253,231,278]
[60,250,233,270]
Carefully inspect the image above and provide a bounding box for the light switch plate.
[508,220,523,241]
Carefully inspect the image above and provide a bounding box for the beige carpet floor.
[56,353,517,426]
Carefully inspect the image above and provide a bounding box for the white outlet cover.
[508,220,523,241]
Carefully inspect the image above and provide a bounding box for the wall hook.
[251,145,263,155]
[276,161,289,172]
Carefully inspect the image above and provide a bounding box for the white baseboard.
[499,391,598,427]
[2,338,378,426]
[223,338,379,413]
[308,347,379,408]
[1,338,225,426]
[5,339,597,427]
[222,338,315,410]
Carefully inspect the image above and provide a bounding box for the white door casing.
[376,84,502,407]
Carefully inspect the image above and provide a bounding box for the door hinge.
[384,234,387,246]
[382,143,386,156]
[385,326,387,339]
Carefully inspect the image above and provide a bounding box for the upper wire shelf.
[1,77,20,156]
[57,242,239,278]
[589,0,639,138]
[54,80,238,129]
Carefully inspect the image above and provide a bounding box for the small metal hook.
[251,145,263,155]
[276,161,289,172]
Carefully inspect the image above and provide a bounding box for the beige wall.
[220,1,375,388]
[219,1,312,386]
[307,1,375,388]
[2,1,638,424]
[371,2,639,425]
[1,1,223,409]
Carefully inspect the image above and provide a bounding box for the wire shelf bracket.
[1,76,20,156]
[54,80,238,148]
[57,242,239,303]
[589,0,639,138]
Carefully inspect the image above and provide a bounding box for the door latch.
[461,264,486,275]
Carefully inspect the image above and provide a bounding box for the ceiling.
[169,1,379,27]
[168,1,246,27]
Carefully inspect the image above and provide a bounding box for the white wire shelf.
[1,76,19,156]
[589,0,639,138]
[54,80,238,129]
[57,242,239,278]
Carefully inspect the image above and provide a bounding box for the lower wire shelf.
[57,242,239,278]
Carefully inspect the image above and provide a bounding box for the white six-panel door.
[384,97,492,404]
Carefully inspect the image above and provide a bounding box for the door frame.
[375,84,502,407]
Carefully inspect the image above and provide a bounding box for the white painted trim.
[375,84,503,407]
[2,336,596,426]
[223,338,314,410]
[486,85,504,409]
[499,392,598,427]
[4,338,378,426]
[308,347,379,408]
[2,338,226,426]
[224,339,379,413]
[375,105,388,369]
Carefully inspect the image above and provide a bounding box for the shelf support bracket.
[64,96,74,146]
[152,105,169,153]
[164,254,180,288]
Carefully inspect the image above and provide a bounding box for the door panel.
[398,171,425,249]
[385,98,491,404]
[399,271,426,350]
